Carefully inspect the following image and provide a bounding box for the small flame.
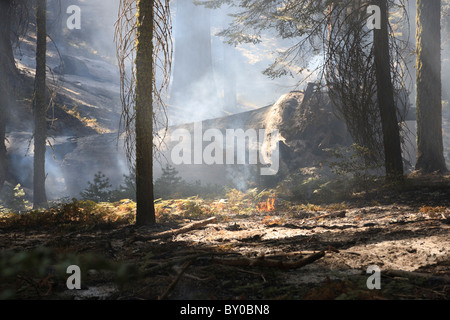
[257,194,276,212]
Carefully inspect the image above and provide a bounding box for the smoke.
[8,0,372,201]
[167,1,303,125]
[46,0,120,59]
[160,1,307,189]
[4,133,70,201]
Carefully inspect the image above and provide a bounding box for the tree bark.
[373,0,404,179]
[135,0,156,225]
[0,0,16,193]
[33,0,48,208]
[415,0,448,173]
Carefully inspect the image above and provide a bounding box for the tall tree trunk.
[373,0,404,178]
[169,0,218,121]
[135,0,156,225]
[33,0,48,208]
[0,0,16,193]
[415,0,448,173]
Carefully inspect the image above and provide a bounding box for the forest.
[0,0,449,306]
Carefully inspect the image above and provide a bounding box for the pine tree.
[135,0,156,225]
[33,0,48,208]
[415,0,448,173]
[0,0,16,193]
[373,0,404,179]
[155,164,182,198]
[116,0,172,225]
[80,172,112,202]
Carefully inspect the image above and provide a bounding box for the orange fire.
[257,194,276,212]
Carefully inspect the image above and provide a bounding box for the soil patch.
[1,185,449,300]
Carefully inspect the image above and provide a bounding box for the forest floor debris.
[1,179,450,300]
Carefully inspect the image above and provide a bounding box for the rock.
[5,88,353,199]
[156,88,353,189]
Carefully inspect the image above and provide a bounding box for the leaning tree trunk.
[373,0,404,179]
[33,0,48,208]
[415,0,448,173]
[135,0,156,225]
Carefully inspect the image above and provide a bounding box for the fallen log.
[384,270,450,284]
[131,217,217,242]
[142,251,233,276]
[212,251,326,270]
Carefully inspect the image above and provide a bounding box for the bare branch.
[114,0,173,167]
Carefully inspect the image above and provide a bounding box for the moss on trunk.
[135,0,156,225]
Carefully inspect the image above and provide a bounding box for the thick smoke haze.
[7,0,449,201]
[168,0,304,124]
[8,0,304,200]
[47,0,304,121]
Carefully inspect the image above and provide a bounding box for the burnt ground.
[0,177,450,302]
